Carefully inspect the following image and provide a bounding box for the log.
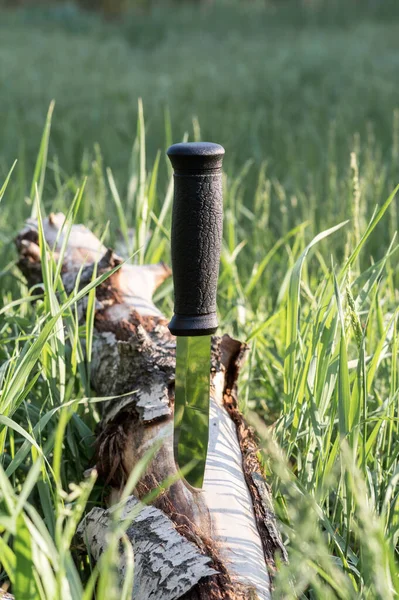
[16,213,286,600]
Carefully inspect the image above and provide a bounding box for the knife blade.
[167,142,225,489]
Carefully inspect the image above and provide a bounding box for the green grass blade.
[30,101,55,213]
[14,513,39,600]
[284,221,348,399]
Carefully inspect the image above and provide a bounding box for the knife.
[167,141,225,489]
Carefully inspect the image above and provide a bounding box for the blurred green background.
[1,0,399,239]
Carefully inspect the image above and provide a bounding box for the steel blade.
[174,335,211,488]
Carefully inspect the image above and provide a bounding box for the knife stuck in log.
[167,141,224,489]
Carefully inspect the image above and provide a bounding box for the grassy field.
[1,1,399,598]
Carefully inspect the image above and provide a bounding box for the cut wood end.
[15,213,172,319]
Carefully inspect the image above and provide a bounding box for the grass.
[0,1,399,598]
[1,2,399,222]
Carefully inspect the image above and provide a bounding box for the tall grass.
[1,2,399,597]
[1,1,399,244]
[0,100,398,597]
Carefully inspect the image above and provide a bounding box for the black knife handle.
[167,142,224,337]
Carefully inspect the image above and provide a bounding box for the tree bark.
[15,213,286,600]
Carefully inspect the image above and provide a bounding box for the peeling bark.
[15,214,286,600]
[78,497,218,600]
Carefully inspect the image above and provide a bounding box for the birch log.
[16,213,286,600]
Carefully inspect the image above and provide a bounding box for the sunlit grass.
[0,99,398,597]
[1,2,399,597]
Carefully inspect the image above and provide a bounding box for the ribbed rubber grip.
[167,142,224,336]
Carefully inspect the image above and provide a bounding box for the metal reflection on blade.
[174,335,211,488]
